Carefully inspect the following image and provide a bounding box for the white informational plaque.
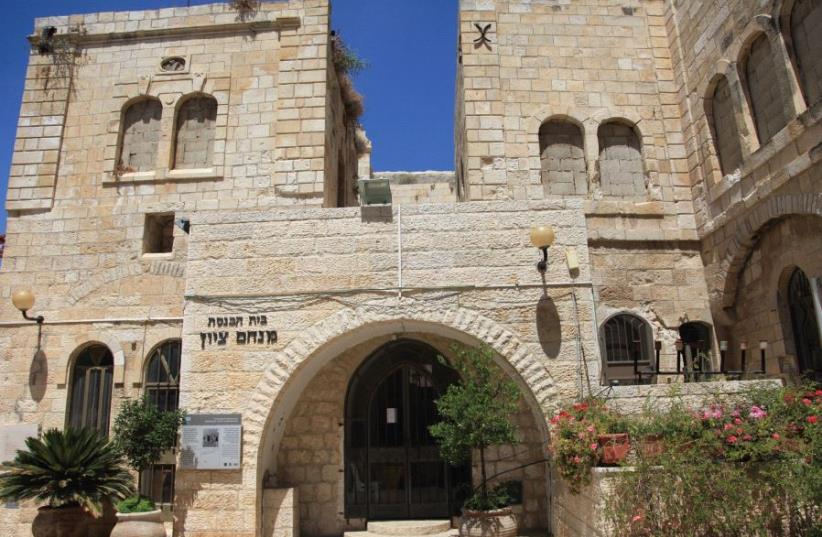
[179,414,241,470]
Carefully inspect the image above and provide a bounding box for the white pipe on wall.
[0,317,183,327]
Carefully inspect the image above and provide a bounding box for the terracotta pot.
[31,505,90,537]
[598,433,630,465]
[640,435,665,459]
[459,507,518,537]
[110,510,166,537]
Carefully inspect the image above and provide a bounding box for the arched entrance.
[344,339,470,520]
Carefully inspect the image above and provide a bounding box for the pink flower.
[726,435,738,444]
[632,514,643,523]
[573,456,581,464]
[808,415,818,424]
[723,423,733,431]
[734,418,742,425]
[743,434,752,441]
[802,398,812,406]
[590,443,598,451]
[731,409,741,418]
[587,426,595,433]
[749,406,767,419]
[772,433,780,440]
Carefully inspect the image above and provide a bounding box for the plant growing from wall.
[111,397,185,513]
[227,0,258,12]
[330,31,367,120]
[0,428,133,515]
[429,344,521,511]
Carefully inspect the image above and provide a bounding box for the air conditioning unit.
[357,178,392,206]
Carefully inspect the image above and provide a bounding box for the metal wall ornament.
[473,23,493,50]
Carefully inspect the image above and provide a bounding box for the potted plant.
[110,397,185,537]
[598,416,631,465]
[629,417,665,459]
[0,428,133,537]
[429,344,521,537]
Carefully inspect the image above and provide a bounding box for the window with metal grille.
[144,340,181,412]
[602,313,653,364]
[139,464,175,506]
[141,340,182,507]
[67,345,114,435]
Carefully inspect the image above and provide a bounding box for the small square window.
[143,213,175,254]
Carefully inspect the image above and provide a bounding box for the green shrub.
[0,428,133,515]
[112,398,185,474]
[115,495,156,513]
[429,344,521,511]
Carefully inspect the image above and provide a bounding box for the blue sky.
[0,0,458,233]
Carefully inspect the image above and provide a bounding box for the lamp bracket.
[537,247,548,273]
[21,311,44,325]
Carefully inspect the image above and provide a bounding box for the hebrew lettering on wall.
[199,314,277,349]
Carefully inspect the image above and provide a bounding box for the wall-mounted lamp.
[529,225,555,273]
[12,290,44,324]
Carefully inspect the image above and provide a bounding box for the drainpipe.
[397,204,403,299]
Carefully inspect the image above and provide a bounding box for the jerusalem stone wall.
[457,0,691,211]
[373,172,457,205]
[725,214,822,372]
[177,200,596,536]
[667,0,822,366]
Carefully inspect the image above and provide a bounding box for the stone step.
[343,520,455,537]
[344,530,457,537]
[368,520,452,536]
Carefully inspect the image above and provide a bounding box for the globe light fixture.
[12,290,44,324]
[529,225,555,273]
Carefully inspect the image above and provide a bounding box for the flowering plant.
[604,384,822,537]
[549,399,626,493]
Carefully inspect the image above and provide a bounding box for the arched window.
[67,345,114,434]
[786,268,822,375]
[706,76,743,174]
[743,34,790,145]
[600,313,654,385]
[174,95,217,169]
[789,0,822,107]
[140,339,182,505]
[539,119,587,196]
[597,120,645,197]
[118,98,162,172]
[144,340,181,412]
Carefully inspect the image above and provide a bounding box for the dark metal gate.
[344,340,470,520]
[788,268,822,376]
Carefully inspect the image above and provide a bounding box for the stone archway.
[713,192,822,314]
[245,305,559,537]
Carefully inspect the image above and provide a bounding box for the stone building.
[0,1,819,536]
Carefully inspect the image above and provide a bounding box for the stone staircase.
[344,520,457,537]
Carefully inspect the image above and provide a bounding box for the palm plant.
[0,428,134,516]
